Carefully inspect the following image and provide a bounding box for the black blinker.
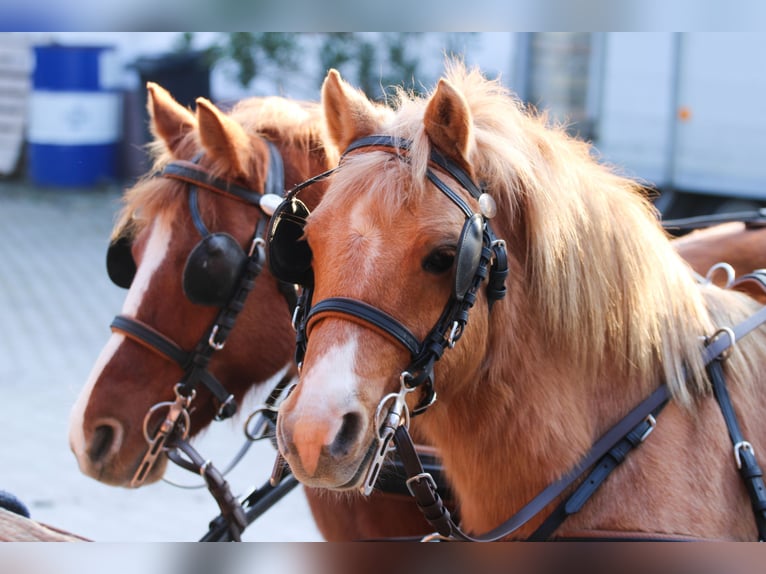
[454,213,484,301]
[183,233,247,306]
[106,235,136,289]
[268,198,313,286]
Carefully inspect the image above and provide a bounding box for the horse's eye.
[422,248,455,274]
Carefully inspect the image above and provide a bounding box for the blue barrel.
[27,45,121,187]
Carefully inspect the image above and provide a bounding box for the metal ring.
[705,262,736,288]
[141,402,191,444]
[173,383,196,405]
[710,326,737,360]
[244,407,278,441]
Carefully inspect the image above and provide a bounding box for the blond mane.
[339,62,736,405]
[113,97,331,241]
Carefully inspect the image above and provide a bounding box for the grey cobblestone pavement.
[0,179,321,541]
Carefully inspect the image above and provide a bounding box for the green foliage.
[179,33,478,100]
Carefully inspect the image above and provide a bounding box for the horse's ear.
[195,97,252,180]
[322,69,382,154]
[146,82,196,156]
[424,78,473,170]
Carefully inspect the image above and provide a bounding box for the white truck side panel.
[673,33,766,199]
[596,33,675,188]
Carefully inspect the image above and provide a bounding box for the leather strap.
[731,270,766,302]
[529,403,666,540]
[343,135,483,199]
[162,161,264,205]
[702,302,766,364]
[111,315,189,367]
[395,384,671,541]
[662,208,766,231]
[110,314,234,409]
[708,359,766,541]
[306,297,421,357]
[167,438,247,542]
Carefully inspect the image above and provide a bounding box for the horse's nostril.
[330,412,362,457]
[88,424,115,463]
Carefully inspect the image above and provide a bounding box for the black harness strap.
[708,360,766,541]
[162,161,265,205]
[112,141,289,419]
[707,270,766,541]
[344,135,483,200]
[661,208,766,231]
[702,303,766,365]
[306,298,422,357]
[528,402,667,540]
[395,384,672,541]
[111,314,188,366]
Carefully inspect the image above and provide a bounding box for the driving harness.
[268,134,766,541]
[105,142,295,499]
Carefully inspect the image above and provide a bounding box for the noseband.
[107,141,295,488]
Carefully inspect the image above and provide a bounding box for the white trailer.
[516,32,766,217]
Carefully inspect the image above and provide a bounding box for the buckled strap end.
[406,472,453,537]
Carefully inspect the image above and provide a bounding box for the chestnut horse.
[273,63,766,540]
[66,83,436,540]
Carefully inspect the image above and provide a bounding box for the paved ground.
[0,178,322,542]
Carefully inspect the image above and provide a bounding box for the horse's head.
[69,83,332,487]
[273,69,508,490]
[276,64,717,501]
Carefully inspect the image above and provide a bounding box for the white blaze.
[296,335,360,413]
[68,217,174,455]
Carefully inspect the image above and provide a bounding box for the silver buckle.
[248,236,266,257]
[406,472,437,497]
[639,414,657,442]
[291,304,302,331]
[734,441,755,469]
[447,321,462,348]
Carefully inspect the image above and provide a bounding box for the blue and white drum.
[27,45,121,187]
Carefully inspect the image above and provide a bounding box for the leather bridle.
[109,142,296,493]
